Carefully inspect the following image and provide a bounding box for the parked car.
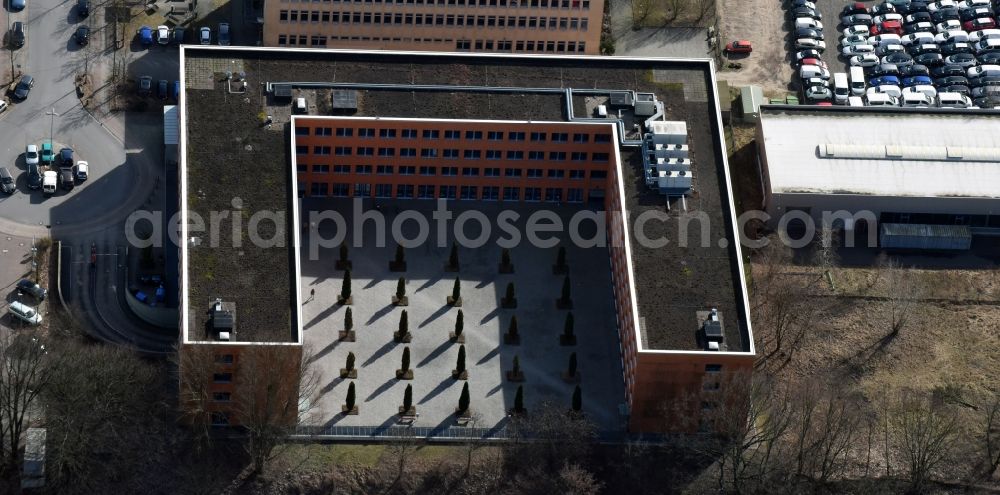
[792,6,822,19]
[870,75,902,86]
[842,2,867,15]
[904,20,936,33]
[9,0,25,11]
[40,141,53,165]
[801,64,831,79]
[59,168,74,191]
[795,38,827,50]
[935,74,971,84]
[932,63,969,76]
[903,75,935,85]
[959,6,992,21]
[908,43,942,55]
[138,25,153,46]
[901,63,932,75]
[724,40,753,53]
[844,25,871,36]
[936,29,971,42]
[968,28,1000,43]
[11,21,24,49]
[199,27,211,45]
[884,52,916,65]
[25,144,38,166]
[907,1,931,13]
[970,84,1000,96]
[41,171,56,195]
[796,27,824,40]
[0,100,7,113]
[979,50,1000,63]
[873,20,905,35]
[75,25,90,45]
[941,41,975,54]
[792,0,817,7]
[972,95,1000,106]
[156,25,170,45]
[796,17,824,30]
[872,33,904,45]
[844,44,877,55]
[929,0,958,11]
[59,148,73,167]
[976,37,1000,51]
[946,52,980,65]
[805,85,833,101]
[157,79,168,100]
[850,53,882,66]
[173,26,186,44]
[939,83,972,94]
[932,8,961,22]
[904,84,938,98]
[915,52,946,64]
[906,12,933,23]
[77,0,90,17]
[13,75,33,100]
[138,75,152,95]
[172,80,180,100]
[796,49,822,62]
[8,301,42,326]
[843,14,874,25]
[902,31,937,43]
[874,13,905,23]
[970,74,1000,85]
[877,43,907,55]
[26,163,41,189]
[964,17,997,30]
[868,84,904,97]
[0,167,14,194]
[870,2,897,16]
[17,278,49,301]
[74,161,88,181]
[843,34,871,46]
[871,63,902,77]
[936,19,963,31]
[218,23,230,45]
[968,64,1000,76]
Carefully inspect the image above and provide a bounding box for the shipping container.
[879,223,972,251]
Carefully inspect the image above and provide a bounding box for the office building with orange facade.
[179,46,754,434]
[261,0,603,54]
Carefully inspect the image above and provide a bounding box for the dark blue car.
[902,75,932,87]
[869,75,901,87]
[9,0,25,11]
[172,80,180,100]
[138,25,153,46]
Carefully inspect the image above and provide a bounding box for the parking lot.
[788,0,1000,107]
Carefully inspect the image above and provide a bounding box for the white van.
[833,72,850,104]
[42,171,57,195]
[848,96,865,106]
[976,38,1000,53]
[849,66,866,95]
[968,64,1000,78]
[901,91,932,107]
[905,85,938,99]
[937,92,972,108]
[800,65,831,80]
[8,301,42,325]
[868,85,902,97]
[865,92,900,106]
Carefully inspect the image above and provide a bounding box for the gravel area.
[716,0,796,94]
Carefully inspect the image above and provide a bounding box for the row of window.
[277,34,587,52]
[296,127,607,143]
[306,182,588,202]
[298,146,608,162]
[299,163,607,179]
[278,10,589,30]
[278,0,592,8]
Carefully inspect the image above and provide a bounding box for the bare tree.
[788,380,865,485]
[506,401,597,473]
[557,462,604,494]
[174,343,218,450]
[631,0,653,28]
[233,344,318,474]
[750,242,820,368]
[0,330,49,470]
[978,389,1000,480]
[891,393,959,492]
[385,425,418,486]
[879,257,922,337]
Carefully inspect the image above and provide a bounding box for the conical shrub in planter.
[450,309,465,343]
[336,241,352,270]
[390,245,407,272]
[553,246,569,274]
[557,276,573,309]
[506,354,524,382]
[340,351,358,379]
[342,381,358,415]
[504,314,520,345]
[446,243,460,272]
[499,248,514,273]
[393,277,409,306]
[338,270,353,305]
[571,385,582,414]
[393,310,411,343]
[560,312,577,346]
[338,307,355,341]
[512,385,526,415]
[399,384,416,416]
[456,382,471,417]
[447,276,462,307]
[501,282,517,309]
[396,346,414,380]
[452,344,468,380]
[562,352,581,383]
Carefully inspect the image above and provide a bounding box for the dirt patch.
[715,0,793,94]
[631,0,717,28]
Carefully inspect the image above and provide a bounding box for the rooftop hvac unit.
[634,93,657,116]
[651,143,689,159]
[703,308,724,350]
[655,158,691,173]
[218,332,231,341]
[210,299,236,340]
[272,84,292,99]
[657,170,693,195]
[609,91,634,107]
[332,90,358,113]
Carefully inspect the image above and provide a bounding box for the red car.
[964,18,997,31]
[724,40,753,53]
[870,20,903,36]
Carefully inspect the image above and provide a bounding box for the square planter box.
[506,370,525,382]
[338,330,356,342]
[393,331,412,343]
[392,295,409,306]
[561,371,581,383]
[342,405,359,415]
[340,368,358,379]
[560,334,577,346]
[396,369,414,380]
[449,332,466,343]
[389,261,407,272]
[452,370,468,380]
[447,296,463,307]
[337,296,353,305]
[501,297,518,309]
[556,299,573,310]
[455,408,473,421]
[335,260,352,271]
[398,406,417,416]
[498,263,515,274]
[504,333,521,345]
[508,408,527,417]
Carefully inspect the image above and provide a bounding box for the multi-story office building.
[262,0,603,54]
[178,47,753,434]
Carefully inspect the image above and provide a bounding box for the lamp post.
[45,108,58,149]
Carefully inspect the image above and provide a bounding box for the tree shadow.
[486,382,503,397]
[419,304,451,328]
[479,306,500,325]
[417,339,453,367]
[476,346,500,365]
[361,339,398,367]
[319,375,345,395]
[366,302,396,324]
[419,376,457,405]
[366,377,400,401]
[303,301,342,330]
[475,275,495,289]
[416,272,445,292]
[306,338,341,364]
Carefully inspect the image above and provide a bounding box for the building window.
[528,151,544,160]
[214,353,234,364]
[443,149,459,159]
[569,169,585,179]
[359,128,376,137]
[400,148,417,157]
[444,130,461,139]
[357,147,374,156]
[549,151,567,160]
[355,165,373,174]
[484,167,501,177]
[422,129,440,139]
[397,184,415,198]
[333,146,350,156]
[486,150,502,160]
[295,126,310,136]
[504,168,522,177]
[419,166,437,175]
[590,170,608,179]
[530,131,546,141]
[526,168,543,178]
[421,148,439,158]
[336,127,353,137]
[402,128,418,138]
[418,185,436,198]
[379,128,397,138]
[463,150,482,159]
[399,166,416,175]
[317,127,332,136]
[567,188,583,202]
[213,372,233,383]
[310,182,329,196]
[377,165,394,175]
[312,164,330,173]
[440,185,457,199]
[460,185,478,200]
[332,183,350,197]
[508,131,525,141]
[524,187,541,201]
[503,186,519,200]
[465,130,483,140]
[547,169,565,179]
[545,187,562,202]
[334,165,350,174]
[551,132,568,142]
[296,163,307,173]
[488,131,503,140]
[211,412,230,426]
[571,151,587,161]
[296,145,308,155]
[595,133,612,143]
[375,184,393,198]
[441,166,458,176]
[462,167,480,176]
[378,147,395,157]
[482,186,500,200]
[705,364,723,373]
[592,152,609,162]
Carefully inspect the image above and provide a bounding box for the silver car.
[200,26,211,45]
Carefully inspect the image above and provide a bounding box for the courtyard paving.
[299,199,628,433]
